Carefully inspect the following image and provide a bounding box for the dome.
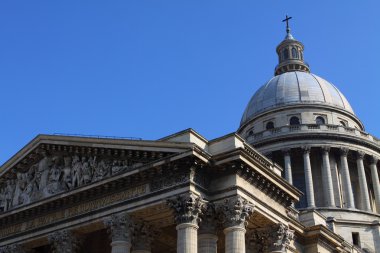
[240,71,354,126]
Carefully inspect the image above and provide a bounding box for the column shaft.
[303,148,315,207]
[283,150,293,184]
[340,149,355,209]
[321,148,335,207]
[177,223,198,253]
[357,153,371,211]
[198,234,218,253]
[370,158,380,212]
[224,227,246,253]
[111,241,131,253]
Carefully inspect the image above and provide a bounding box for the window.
[339,121,347,127]
[292,47,298,59]
[289,116,300,125]
[316,116,325,125]
[266,121,274,130]
[248,130,253,136]
[352,232,360,246]
[283,48,289,60]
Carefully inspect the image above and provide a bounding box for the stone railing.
[246,124,380,146]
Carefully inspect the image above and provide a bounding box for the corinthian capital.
[247,223,294,253]
[217,196,254,228]
[48,230,81,253]
[104,212,131,242]
[167,193,206,225]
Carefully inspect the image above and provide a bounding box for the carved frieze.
[0,148,148,213]
[167,193,206,225]
[217,196,254,228]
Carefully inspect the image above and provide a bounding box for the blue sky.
[1,1,379,165]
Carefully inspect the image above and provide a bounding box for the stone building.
[0,22,379,253]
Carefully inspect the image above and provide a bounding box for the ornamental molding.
[226,161,295,207]
[167,193,207,225]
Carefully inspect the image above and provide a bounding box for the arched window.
[266,121,274,130]
[289,116,300,125]
[283,48,289,60]
[248,130,253,136]
[316,116,325,125]
[292,47,298,59]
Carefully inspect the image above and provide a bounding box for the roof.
[241,71,354,125]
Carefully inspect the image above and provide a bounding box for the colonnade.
[0,195,295,253]
[281,146,380,212]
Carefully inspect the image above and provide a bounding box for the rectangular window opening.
[352,232,360,246]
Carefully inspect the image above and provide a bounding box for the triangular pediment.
[0,134,193,213]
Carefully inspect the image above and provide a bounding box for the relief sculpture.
[0,150,144,213]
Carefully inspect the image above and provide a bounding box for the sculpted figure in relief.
[71,155,82,188]
[81,157,92,185]
[63,156,73,190]
[44,156,63,196]
[92,159,110,182]
[19,166,37,205]
[37,151,52,191]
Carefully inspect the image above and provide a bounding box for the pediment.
[0,134,191,213]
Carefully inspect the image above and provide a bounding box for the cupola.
[274,15,310,75]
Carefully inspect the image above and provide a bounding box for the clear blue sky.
[1,1,379,165]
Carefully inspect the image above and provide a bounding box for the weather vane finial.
[282,15,292,34]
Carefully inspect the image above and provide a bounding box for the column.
[340,148,355,209]
[48,230,81,253]
[104,212,132,253]
[321,147,335,207]
[167,193,206,253]
[356,151,371,211]
[248,223,294,253]
[303,146,315,208]
[218,196,254,253]
[198,204,218,253]
[131,220,156,253]
[282,149,293,184]
[370,156,380,212]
